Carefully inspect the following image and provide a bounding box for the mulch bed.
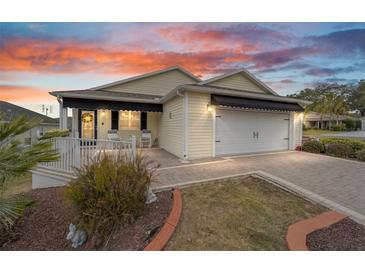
[307,218,365,251]
[1,187,172,251]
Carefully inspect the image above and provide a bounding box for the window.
[120,111,140,130]
[111,110,119,130]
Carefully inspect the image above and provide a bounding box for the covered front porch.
[59,97,163,148]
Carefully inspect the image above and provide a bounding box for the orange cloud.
[0,85,55,103]
[157,25,260,52]
[0,38,253,76]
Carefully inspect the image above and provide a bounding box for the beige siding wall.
[105,70,197,96]
[187,92,214,159]
[294,112,303,147]
[208,73,267,93]
[160,96,184,158]
[147,112,161,145]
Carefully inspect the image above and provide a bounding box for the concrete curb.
[286,211,346,251]
[144,189,182,251]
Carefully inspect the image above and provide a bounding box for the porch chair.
[107,130,121,141]
[140,129,152,148]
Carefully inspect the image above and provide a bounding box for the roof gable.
[90,66,200,96]
[199,68,277,95]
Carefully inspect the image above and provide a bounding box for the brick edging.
[286,211,346,251]
[144,189,182,251]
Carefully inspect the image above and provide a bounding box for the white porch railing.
[39,136,137,173]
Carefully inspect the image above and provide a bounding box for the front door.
[81,110,97,139]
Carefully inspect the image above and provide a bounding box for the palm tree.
[0,114,59,230]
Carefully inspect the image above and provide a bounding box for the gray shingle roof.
[0,101,58,124]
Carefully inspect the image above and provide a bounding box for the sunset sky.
[1,22,365,117]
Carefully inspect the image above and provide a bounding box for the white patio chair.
[140,130,152,148]
[107,130,121,141]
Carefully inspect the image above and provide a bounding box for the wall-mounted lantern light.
[207,104,213,112]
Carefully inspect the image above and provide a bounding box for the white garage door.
[215,109,289,156]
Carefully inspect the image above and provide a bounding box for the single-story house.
[304,111,351,129]
[0,100,59,144]
[51,66,307,160]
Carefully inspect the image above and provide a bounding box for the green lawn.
[304,129,346,137]
[2,173,32,198]
[165,176,326,251]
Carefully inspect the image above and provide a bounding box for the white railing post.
[131,135,137,159]
[39,137,135,173]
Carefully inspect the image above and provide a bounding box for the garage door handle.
[283,138,289,140]
[215,140,221,142]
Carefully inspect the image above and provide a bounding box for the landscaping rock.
[66,223,87,248]
[146,187,157,204]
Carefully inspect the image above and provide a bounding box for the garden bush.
[302,140,324,153]
[320,138,365,152]
[342,118,361,131]
[330,123,346,131]
[325,143,354,158]
[356,149,365,161]
[66,152,156,248]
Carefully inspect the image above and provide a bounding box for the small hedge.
[302,140,324,154]
[330,123,346,131]
[357,149,365,161]
[320,138,365,152]
[342,118,361,131]
[325,143,354,158]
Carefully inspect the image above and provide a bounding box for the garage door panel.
[215,109,289,156]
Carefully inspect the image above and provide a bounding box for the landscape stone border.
[286,211,346,251]
[144,189,182,251]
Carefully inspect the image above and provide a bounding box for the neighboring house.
[304,111,351,129]
[51,66,307,160]
[0,100,59,144]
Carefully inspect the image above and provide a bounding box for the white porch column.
[71,108,79,137]
[59,99,67,130]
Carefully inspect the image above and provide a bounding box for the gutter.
[49,92,161,104]
[160,84,311,105]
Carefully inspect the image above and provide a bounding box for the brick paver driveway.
[153,151,365,224]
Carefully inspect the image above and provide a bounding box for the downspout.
[176,88,189,162]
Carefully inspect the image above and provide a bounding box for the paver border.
[286,211,347,251]
[144,189,182,251]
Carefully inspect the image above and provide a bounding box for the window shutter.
[111,110,119,130]
[141,112,147,130]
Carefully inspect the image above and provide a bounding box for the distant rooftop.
[0,101,58,125]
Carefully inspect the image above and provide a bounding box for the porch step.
[31,166,76,189]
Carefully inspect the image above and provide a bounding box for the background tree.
[0,115,59,230]
[349,79,365,116]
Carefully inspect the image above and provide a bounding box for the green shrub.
[325,143,354,158]
[66,152,156,248]
[302,140,324,153]
[342,118,361,131]
[357,149,365,161]
[355,119,362,130]
[330,123,346,131]
[320,138,365,152]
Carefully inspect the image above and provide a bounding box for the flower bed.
[1,187,172,251]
